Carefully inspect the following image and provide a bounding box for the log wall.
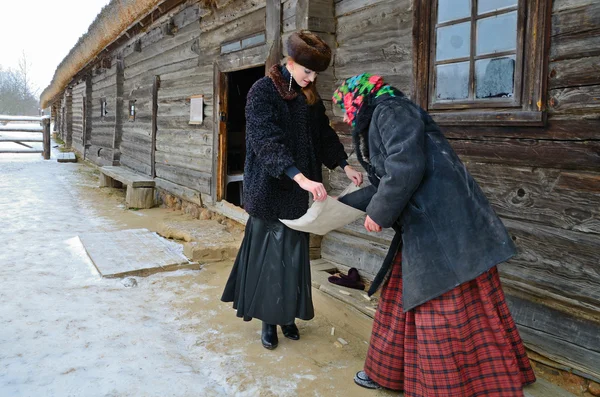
[89,63,118,165]
[71,80,86,154]
[323,0,600,380]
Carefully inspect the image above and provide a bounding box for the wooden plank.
[548,55,600,89]
[466,163,600,235]
[431,111,545,126]
[335,0,390,17]
[0,115,46,122]
[155,163,211,194]
[550,29,600,61]
[0,150,43,154]
[551,1,600,36]
[100,166,155,187]
[0,126,43,132]
[548,84,600,115]
[151,76,159,178]
[505,294,600,381]
[112,57,124,164]
[155,177,203,206]
[79,229,190,278]
[0,139,43,142]
[265,0,282,71]
[321,231,389,280]
[449,138,600,171]
[57,152,77,163]
[501,218,600,307]
[440,119,600,140]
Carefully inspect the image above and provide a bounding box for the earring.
[288,73,293,91]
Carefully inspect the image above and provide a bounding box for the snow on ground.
[0,153,259,396]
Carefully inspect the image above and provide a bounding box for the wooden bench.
[99,166,155,209]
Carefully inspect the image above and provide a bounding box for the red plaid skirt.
[364,252,536,396]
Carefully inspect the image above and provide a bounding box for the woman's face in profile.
[289,60,318,88]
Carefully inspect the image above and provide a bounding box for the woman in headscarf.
[220,32,362,350]
[332,74,536,396]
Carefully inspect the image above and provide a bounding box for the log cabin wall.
[59,89,73,148]
[113,0,268,198]
[88,61,118,166]
[71,80,87,154]
[324,0,600,381]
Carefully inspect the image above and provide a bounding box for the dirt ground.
[0,149,395,397]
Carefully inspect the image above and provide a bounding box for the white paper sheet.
[280,183,365,235]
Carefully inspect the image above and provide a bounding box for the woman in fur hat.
[221,31,362,350]
[332,74,536,395]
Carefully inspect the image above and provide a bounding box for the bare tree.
[0,52,39,115]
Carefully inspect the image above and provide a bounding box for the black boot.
[261,322,278,350]
[281,323,300,340]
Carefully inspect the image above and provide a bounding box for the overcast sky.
[0,0,111,96]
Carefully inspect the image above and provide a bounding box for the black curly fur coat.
[242,65,348,220]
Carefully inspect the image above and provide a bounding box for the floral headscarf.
[332,74,396,127]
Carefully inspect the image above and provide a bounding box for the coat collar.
[268,64,299,101]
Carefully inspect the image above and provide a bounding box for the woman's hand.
[293,173,328,202]
[364,215,382,232]
[344,165,363,186]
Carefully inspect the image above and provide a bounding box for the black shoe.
[261,322,278,349]
[281,323,300,340]
[354,371,381,390]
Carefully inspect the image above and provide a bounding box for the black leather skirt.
[221,216,314,325]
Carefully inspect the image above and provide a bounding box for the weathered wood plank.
[466,163,600,235]
[155,163,211,194]
[553,0,595,13]
[501,219,600,307]
[550,29,600,61]
[321,231,389,280]
[439,119,600,140]
[548,55,600,89]
[336,0,412,79]
[551,1,600,36]
[155,177,204,206]
[120,154,152,176]
[100,166,155,187]
[505,293,600,381]
[199,0,265,33]
[548,84,600,115]
[335,0,391,17]
[449,138,600,171]
[154,151,212,173]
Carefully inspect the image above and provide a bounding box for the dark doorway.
[223,66,264,207]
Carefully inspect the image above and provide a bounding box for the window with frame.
[414,0,551,126]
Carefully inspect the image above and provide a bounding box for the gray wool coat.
[346,95,516,311]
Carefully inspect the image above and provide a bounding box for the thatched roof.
[40,0,166,108]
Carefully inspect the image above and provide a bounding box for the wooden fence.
[0,115,51,160]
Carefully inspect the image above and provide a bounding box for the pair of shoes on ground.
[261,322,300,349]
[354,370,381,390]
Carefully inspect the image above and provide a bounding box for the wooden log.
[449,138,600,171]
[550,28,600,61]
[501,218,600,307]
[466,163,600,234]
[155,177,203,206]
[440,118,600,141]
[321,230,389,280]
[551,1,600,37]
[42,117,51,160]
[548,84,600,115]
[548,55,600,89]
[505,293,600,381]
[0,150,43,154]
[126,186,155,209]
[0,125,43,132]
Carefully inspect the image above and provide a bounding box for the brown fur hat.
[287,31,332,72]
